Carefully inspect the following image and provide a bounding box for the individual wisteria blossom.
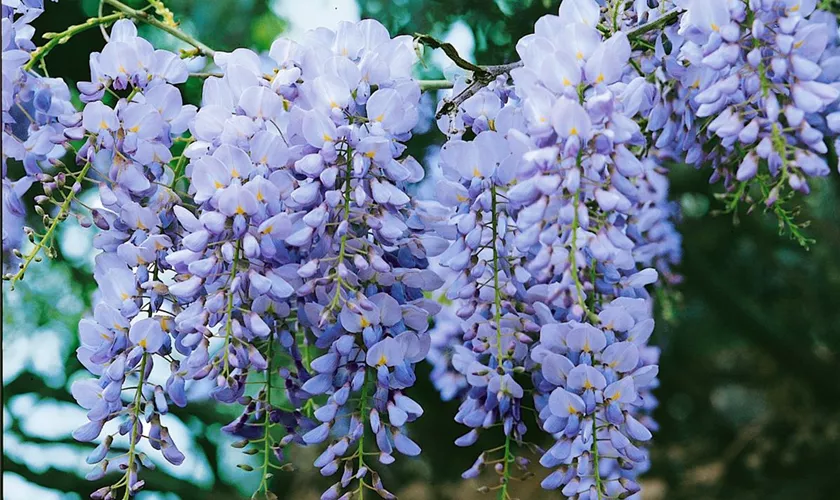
[2,0,74,268]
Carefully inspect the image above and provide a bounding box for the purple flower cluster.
[66,19,198,499]
[8,1,840,499]
[647,0,840,203]
[426,302,470,401]
[155,20,441,499]
[2,0,73,262]
[428,75,536,493]
[426,0,682,496]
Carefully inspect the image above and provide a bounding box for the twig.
[414,33,486,74]
[5,162,93,289]
[628,7,683,39]
[420,7,683,118]
[24,13,124,71]
[434,61,522,119]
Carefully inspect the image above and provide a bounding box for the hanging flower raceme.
[422,1,680,496]
[428,72,541,494]
[2,0,75,268]
[508,2,675,496]
[161,19,443,499]
[643,0,840,242]
[66,18,199,499]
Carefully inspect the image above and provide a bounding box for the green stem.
[569,188,599,324]
[102,0,215,57]
[418,79,454,91]
[222,242,242,377]
[588,259,599,311]
[337,147,353,265]
[121,353,148,500]
[592,415,603,500]
[498,431,512,500]
[611,0,626,34]
[25,13,125,71]
[328,146,354,311]
[299,321,315,418]
[490,185,505,361]
[169,137,194,188]
[6,161,92,289]
[490,185,514,499]
[355,371,372,499]
[258,332,274,495]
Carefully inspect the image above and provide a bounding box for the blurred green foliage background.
[3,1,840,499]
